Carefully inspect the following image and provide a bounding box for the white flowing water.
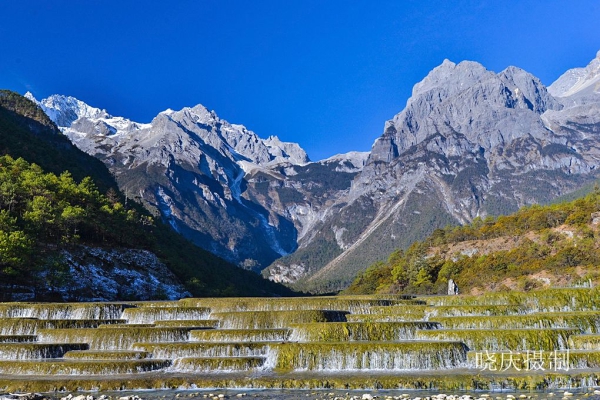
[0,289,598,391]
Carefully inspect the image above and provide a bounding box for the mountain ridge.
[27,50,600,293]
[27,92,366,271]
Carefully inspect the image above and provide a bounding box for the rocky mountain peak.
[411,59,491,99]
[35,92,312,269]
[177,104,218,125]
[368,59,560,164]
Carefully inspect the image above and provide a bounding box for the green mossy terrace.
[0,289,599,391]
[345,188,600,296]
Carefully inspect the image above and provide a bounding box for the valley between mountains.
[25,50,600,293]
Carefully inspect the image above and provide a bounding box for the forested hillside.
[345,189,600,295]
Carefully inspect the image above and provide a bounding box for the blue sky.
[1,1,599,161]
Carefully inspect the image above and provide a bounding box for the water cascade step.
[268,341,469,371]
[359,305,430,319]
[0,303,132,319]
[426,304,529,317]
[0,359,171,375]
[211,310,349,329]
[170,356,265,372]
[0,318,125,335]
[190,328,291,342]
[0,343,88,359]
[432,312,600,331]
[132,342,271,358]
[416,328,578,351]
[121,306,211,324]
[466,349,600,370]
[63,350,153,360]
[0,335,37,343]
[37,327,191,350]
[179,297,422,313]
[569,334,600,349]
[426,288,600,312]
[289,321,441,342]
[154,319,219,328]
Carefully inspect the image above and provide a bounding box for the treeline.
[345,189,600,295]
[425,195,598,246]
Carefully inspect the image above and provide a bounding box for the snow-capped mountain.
[26,93,331,270]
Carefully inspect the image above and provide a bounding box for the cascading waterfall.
[0,359,171,375]
[121,307,211,324]
[190,329,291,342]
[570,334,600,350]
[0,289,599,391]
[170,356,266,373]
[425,304,529,318]
[0,335,37,343]
[432,312,600,332]
[212,310,349,329]
[417,328,578,351]
[288,322,441,342]
[0,319,42,336]
[63,350,153,360]
[0,318,125,335]
[0,343,88,360]
[132,342,271,358]
[466,349,600,370]
[266,342,469,371]
[37,327,190,350]
[155,319,219,328]
[0,303,131,320]
[179,297,421,313]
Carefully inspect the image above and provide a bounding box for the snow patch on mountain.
[30,93,309,171]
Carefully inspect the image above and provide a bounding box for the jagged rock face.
[369,61,561,163]
[57,247,191,301]
[264,53,600,293]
